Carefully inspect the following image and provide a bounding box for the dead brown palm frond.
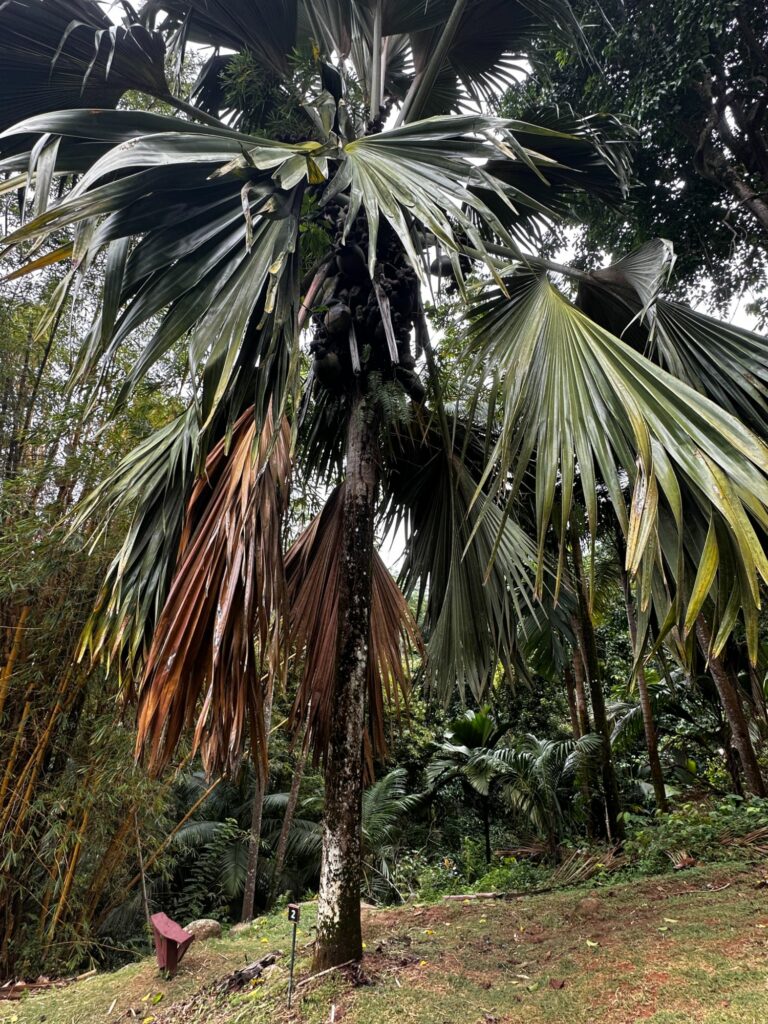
[720,825,768,857]
[286,485,422,765]
[550,846,626,887]
[136,407,290,777]
[666,849,697,870]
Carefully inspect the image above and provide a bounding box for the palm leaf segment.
[285,485,422,764]
[0,0,170,132]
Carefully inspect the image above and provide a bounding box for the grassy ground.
[3,862,768,1024]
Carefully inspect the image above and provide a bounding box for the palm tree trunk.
[749,663,768,724]
[314,392,377,971]
[482,796,491,865]
[696,617,766,797]
[564,664,582,738]
[568,654,596,836]
[617,563,669,812]
[268,737,310,907]
[570,522,624,841]
[241,677,275,922]
[571,647,591,737]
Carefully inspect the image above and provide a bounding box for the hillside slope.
[3,863,768,1024]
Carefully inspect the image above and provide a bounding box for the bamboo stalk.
[1,668,80,838]
[45,808,90,948]
[0,606,30,722]
[82,815,134,922]
[96,777,223,924]
[135,812,152,945]
[0,694,31,808]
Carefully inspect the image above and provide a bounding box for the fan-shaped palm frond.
[0,0,170,133]
[383,414,537,701]
[470,268,768,659]
[333,114,626,285]
[397,0,586,122]
[575,239,768,439]
[426,707,510,795]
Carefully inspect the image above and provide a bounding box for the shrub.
[624,796,768,874]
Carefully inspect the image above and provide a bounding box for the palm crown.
[3,0,768,967]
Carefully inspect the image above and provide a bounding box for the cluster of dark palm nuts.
[309,218,467,402]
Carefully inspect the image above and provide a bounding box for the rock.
[230,921,254,935]
[575,897,603,919]
[185,918,222,941]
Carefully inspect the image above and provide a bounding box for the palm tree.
[473,732,604,857]
[4,0,768,969]
[427,706,510,863]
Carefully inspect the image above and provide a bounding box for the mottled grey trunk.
[571,647,591,737]
[696,617,766,798]
[241,678,274,922]
[314,392,377,970]
[268,737,310,908]
[564,663,582,738]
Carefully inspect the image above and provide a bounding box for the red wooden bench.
[150,912,195,977]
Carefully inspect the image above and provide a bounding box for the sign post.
[287,902,301,1008]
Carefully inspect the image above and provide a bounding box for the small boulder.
[185,918,222,941]
[575,897,603,919]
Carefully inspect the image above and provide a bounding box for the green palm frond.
[172,819,228,850]
[400,0,586,121]
[361,768,422,850]
[652,302,768,437]
[0,0,170,132]
[142,0,299,78]
[2,109,308,427]
[218,834,251,900]
[76,404,200,684]
[334,115,622,284]
[574,239,768,438]
[470,268,768,658]
[427,707,510,794]
[383,413,537,701]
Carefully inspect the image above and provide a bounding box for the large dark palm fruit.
[310,213,425,403]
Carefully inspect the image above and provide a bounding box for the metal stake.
[287,903,300,1008]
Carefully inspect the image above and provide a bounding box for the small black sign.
[287,903,301,923]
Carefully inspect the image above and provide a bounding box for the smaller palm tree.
[470,733,604,859]
[427,707,510,863]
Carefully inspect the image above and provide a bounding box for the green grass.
[3,863,768,1024]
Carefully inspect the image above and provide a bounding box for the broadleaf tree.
[3,0,768,967]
